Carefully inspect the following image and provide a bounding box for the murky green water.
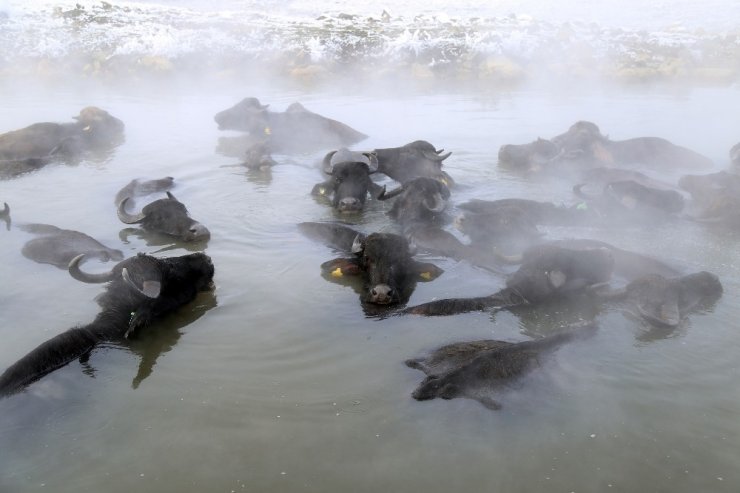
[1,79,740,492]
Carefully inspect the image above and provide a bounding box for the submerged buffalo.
[678,171,740,226]
[573,179,685,222]
[596,271,723,328]
[311,148,383,213]
[214,98,367,153]
[405,243,615,316]
[372,140,454,185]
[499,121,712,174]
[298,222,443,307]
[117,192,210,242]
[377,177,504,271]
[407,322,596,410]
[0,107,125,178]
[0,252,215,397]
[19,223,123,269]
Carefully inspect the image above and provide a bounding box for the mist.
[1,1,740,493]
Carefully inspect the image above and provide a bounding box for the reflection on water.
[1,80,740,493]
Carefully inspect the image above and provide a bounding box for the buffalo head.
[377,176,450,225]
[214,97,270,132]
[497,138,560,171]
[312,148,380,213]
[321,232,443,306]
[373,140,453,185]
[117,192,210,242]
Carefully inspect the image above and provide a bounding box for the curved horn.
[351,234,364,254]
[376,184,406,201]
[68,254,115,283]
[364,152,378,173]
[423,192,446,212]
[117,197,146,224]
[572,184,599,201]
[122,268,161,298]
[0,202,9,217]
[422,150,452,162]
[322,150,338,174]
[166,191,178,202]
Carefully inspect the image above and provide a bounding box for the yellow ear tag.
[83,125,91,131]
[420,271,432,280]
[440,178,448,186]
[264,127,272,136]
[318,187,326,195]
[331,267,343,277]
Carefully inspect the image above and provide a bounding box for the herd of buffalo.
[0,97,735,410]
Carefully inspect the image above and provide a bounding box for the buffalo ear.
[548,269,567,289]
[413,261,444,282]
[321,257,362,277]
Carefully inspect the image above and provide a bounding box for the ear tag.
[264,127,272,136]
[440,178,448,186]
[83,125,92,131]
[319,187,326,195]
[420,271,432,280]
[331,267,343,277]
[548,270,567,288]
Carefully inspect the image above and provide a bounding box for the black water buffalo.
[405,243,614,316]
[678,171,740,226]
[596,271,722,328]
[0,107,125,178]
[573,179,685,221]
[214,98,367,153]
[377,178,505,271]
[114,176,175,207]
[117,192,210,242]
[372,140,454,185]
[298,222,443,307]
[0,252,214,397]
[311,149,383,213]
[499,121,712,174]
[407,322,596,410]
[19,223,123,269]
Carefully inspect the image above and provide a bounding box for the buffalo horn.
[122,268,161,298]
[68,254,115,283]
[422,150,452,162]
[572,184,598,201]
[117,197,146,224]
[351,234,364,254]
[364,152,379,173]
[322,150,338,174]
[0,202,9,216]
[376,184,406,201]
[166,191,179,202]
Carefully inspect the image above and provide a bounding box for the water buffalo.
[407,322,596,410]
[372,140,454,185]
[0,252,215,397]
[19,223,123,269]
[114,176,175,207]
[311,149,383,213]
[731,142,740,168]
[596,271,722,328]
[214,98,367,153]
[454,202,545,256]
[0,107,125,178]
[377,178,505,272]
[405,243,614,316]
[678,171,740,226]
[117,192,210,242]
[573,179,685,221]
[298,222,443,307]
[499,121,712,174]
